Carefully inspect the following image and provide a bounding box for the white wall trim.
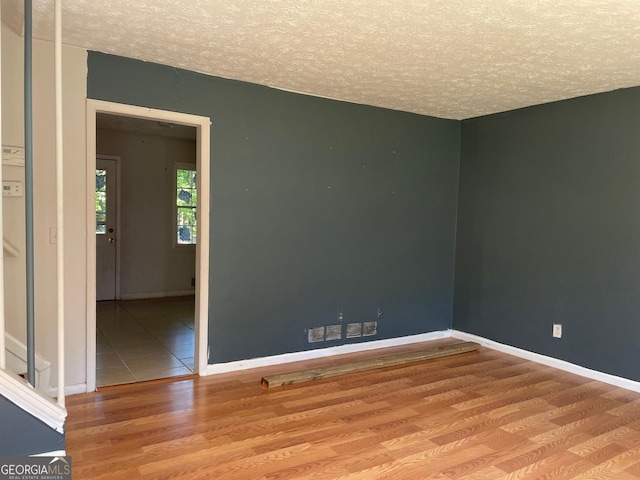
[86,99,211,390]
[85,103,98,392]
[452,330,640,393]
[5,332,51,393]
[206,330,451,375]
[119,290,196,300]
[0,369,67,433]
[64,383,88,396]
[48,383,87,398]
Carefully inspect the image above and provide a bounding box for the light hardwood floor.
[66,338,640,479]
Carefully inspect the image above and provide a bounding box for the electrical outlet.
[337,309,344,322]
[553,323,562,338]
[377,306,383,320]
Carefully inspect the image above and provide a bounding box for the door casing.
[86,99,211,391]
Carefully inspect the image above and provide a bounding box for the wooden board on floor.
[261,341,480,388]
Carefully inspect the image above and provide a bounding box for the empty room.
[1,1,640,479]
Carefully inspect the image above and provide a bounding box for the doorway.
[95,118,198,387]
[86,100,210,391]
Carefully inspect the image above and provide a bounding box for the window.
[96,169,107,234]
[175,163,197,245]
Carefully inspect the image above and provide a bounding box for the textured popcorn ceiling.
[4,0,640,119]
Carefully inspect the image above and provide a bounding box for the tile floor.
[96,296,196,387]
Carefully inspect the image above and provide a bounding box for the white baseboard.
[48,383,87,398]
[452,330,640,393]
[119,289,195,300]
[5,332,52,394]
[65,383,88,395]
[206,330,451,375]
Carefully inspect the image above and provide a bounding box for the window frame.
[95,167,108,234]
[173,161,198,248]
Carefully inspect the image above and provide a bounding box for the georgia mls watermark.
[0,457,71,480]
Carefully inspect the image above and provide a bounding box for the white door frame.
[86,99,211,391]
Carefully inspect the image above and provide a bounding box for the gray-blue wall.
[87,52,461,363]
[454,87,640,381]
[0,395,64,455]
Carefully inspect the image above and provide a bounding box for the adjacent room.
[2,1,640,477]
[95,114,198,386]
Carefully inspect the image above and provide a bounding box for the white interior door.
[96,158,117,301]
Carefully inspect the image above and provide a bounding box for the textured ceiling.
[3,0,640,119]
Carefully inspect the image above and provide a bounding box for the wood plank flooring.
[65,338,640,479]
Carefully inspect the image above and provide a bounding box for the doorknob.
[108,228,114,233]
[108,237,115,243]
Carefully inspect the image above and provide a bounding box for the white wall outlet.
[553,323,562,338]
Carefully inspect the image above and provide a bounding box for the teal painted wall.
[454,87,640,381]
[88,52,461,363]
[0,395,64,455]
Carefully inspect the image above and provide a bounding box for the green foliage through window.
[96,169,107,234]
[176,168,197,244]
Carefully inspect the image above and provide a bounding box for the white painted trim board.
[5,332,51,393]
[0,368,66,433]
[48,383,88,397]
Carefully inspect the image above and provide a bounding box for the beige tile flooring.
[96,296,196,387]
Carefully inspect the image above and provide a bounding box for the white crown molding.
[452,330,640,393]
[206,330,451,375]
